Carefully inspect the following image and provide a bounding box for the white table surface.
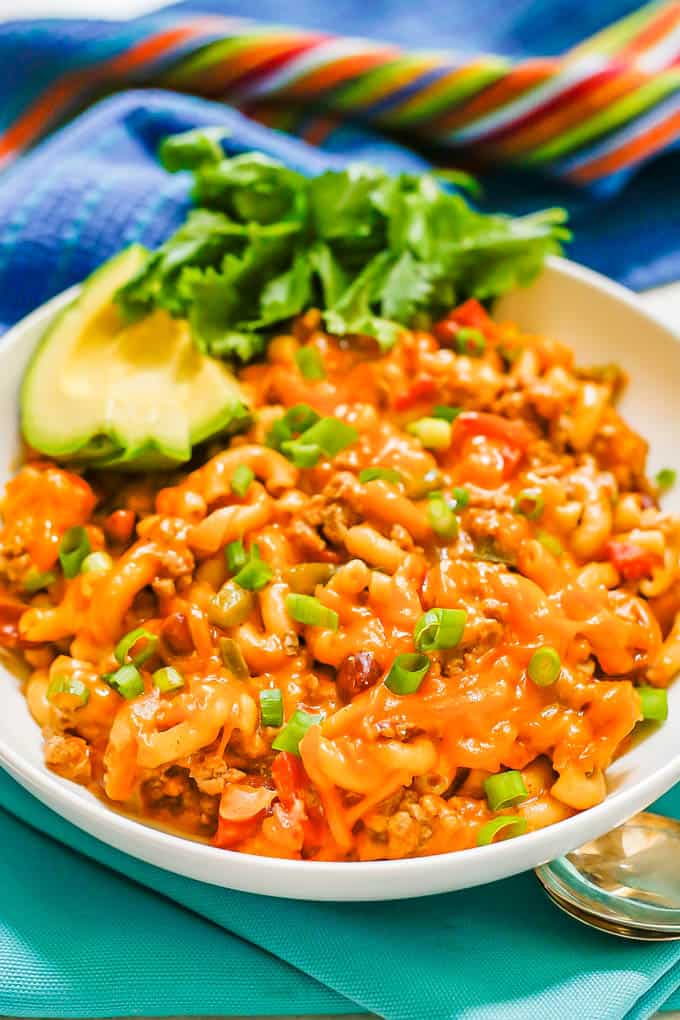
[1,1,679,1017]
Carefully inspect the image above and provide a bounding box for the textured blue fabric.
[1,2,680,294]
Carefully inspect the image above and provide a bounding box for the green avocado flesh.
[21,246,248,470]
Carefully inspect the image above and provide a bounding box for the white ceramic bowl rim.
[1,254,679,901]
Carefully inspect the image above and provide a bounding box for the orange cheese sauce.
[2,301,676,861]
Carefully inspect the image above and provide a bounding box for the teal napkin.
[2,767,680,1020]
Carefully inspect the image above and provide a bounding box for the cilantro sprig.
[116,128,569,363]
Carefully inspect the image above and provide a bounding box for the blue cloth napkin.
[2,1,680,290]
[1,11,680,1018]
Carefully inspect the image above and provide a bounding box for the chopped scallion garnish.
[455,327,486,357]
[47,674,90,707]
[280,416,357,467]
[384,652,430,695]
[59,526,91,579]
[295,347,326,380]
[656,468,676,492]
[452,487,470,510]
[638,686,668,721]
[219,637,249,679]
[477,816,527,846]
[233,544,273,591]
[81,551,113,574]
[231,464,254,497]
[359,467,402,485]
[527,646,561,687]
[114,627,159,667]
[427,494,459,539]
[280,440,322,468]
[271,708,321,755]
[260,688,284,727]
[414,608,467,653]
[152,666,184,693]
[266,404,320,450]
[432,405,463,423]
[103,664,144,700]
[286,593,339,630]
[226,538,248,575]
[407,417,452,450]
[23,568,57,594]
[513,489,544,521]
[484,770,528,812]
[537,531,563,557]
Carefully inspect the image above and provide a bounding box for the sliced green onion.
[455,327,486,357]
[477,816,528,846]
[359,467,402,485]
[537,531,563,557]
[104,664,144,700]
[299,417,358,458]
[513,489,544,521]
[286,593,339,631]
[427,494,459,539]
[207,582,254,627]
[152,666,184,693]
[528,646,561,687]
[385,652,430,695]
[59,526,91,579]
[81,551,114,574]
[281,440,322,468]
[47,674,90,707]
[233,545,273,591]
[638,685,668,722]
[407,417,452,450]
[414,608,467,653]
[266,403,320,450]
[295,347,325,380]
[281,414,358,467]
[284,562,335,594]
[403,469,442,499]
[114,627,159,667]
[260,688,284,727]
[484,770,528,812]
[452,487,470,510]
[271,709,321,755]
[226,538,248,575]
[231,464,254,498]
[23,568,57,594]
[432,405,463,423]
[656,468,676,492]
[219,637,249,679]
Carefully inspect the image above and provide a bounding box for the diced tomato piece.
[213,814,262,849]
[393,375,438,411]
[271,751,307,807]
[104,509,136,545]
[451,299,495,331]
[453,412,531,450]
[432,318,460,346]
[452,412,531,483]
[606,541,656,581]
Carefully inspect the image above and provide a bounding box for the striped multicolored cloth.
[1,1,680,189]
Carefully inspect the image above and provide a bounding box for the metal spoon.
[535,812,680,940]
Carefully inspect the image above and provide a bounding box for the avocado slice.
[21,246,249,470]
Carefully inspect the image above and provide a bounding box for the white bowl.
[1,256,679,901]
